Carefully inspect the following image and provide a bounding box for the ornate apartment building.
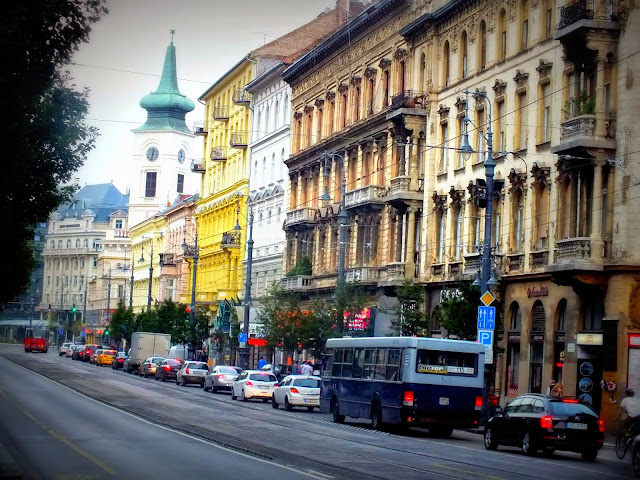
[281,0,639,424]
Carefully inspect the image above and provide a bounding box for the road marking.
[306,470,335,479]
[432,463,505,480]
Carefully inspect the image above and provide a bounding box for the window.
[521,0,529,50]
[436,210,447,263]
[454,207,463,260]
[460,31,468,78]
[416,350,477,376]
[440,123,449,172]
[368,77,375,115]
[499,9,507,60]
[50,241,55,249]
[534,183,549,249]
[542,83,551,142]
[66,240,71,248]
[114,219,123,229]
[516,91,528,150]
[479,21,487,69]
[382,70,390,107]
[512,191,525,252]
[328,99,335,135]
[83,239,88,248]
[93,257,97,267]
[545,5,553,38]
[476,107,486,163]
[443,41,450,87]
[457,116,465,168]
[496,100,506,152]
[47,276,50,286]
[317,106,324,140]
[354,85,361,121]
[341,90,348,128]
[58,240,62,249]
[177,174,184,194]
[145,171,157,197]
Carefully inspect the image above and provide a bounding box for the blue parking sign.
[238,333,248,343]
[477,306,496,330]
[478,329,493,345]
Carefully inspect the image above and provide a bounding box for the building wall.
[130,215,167,313]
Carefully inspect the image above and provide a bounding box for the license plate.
[439,397,450,406]
[566,422,587,430]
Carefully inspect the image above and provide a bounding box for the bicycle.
[616,421,634,459]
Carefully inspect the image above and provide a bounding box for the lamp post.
[139,240,154,312]
[239,205,253,370]
[321,151,347,334]
[182,228,198,361]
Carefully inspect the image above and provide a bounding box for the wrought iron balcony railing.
[229,131,248,148]
[193,121,207,135]
[213,106,229,121]
[221,231,241,248]
[390,90,427,110]
[190,159,205,173]
[232,89,252,107]
[558,0,593,29]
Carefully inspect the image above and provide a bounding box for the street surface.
[0,343,635,480]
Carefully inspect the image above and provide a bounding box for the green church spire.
[136,30,195,133]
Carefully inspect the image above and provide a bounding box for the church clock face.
[177,149,186,164]
[146,146,159,162]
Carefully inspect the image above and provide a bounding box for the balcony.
[191,159,205,174]
[210,146,228,162]
[344,185,386,209]
[221,231,241,249]
[285,207,317,227]
[448,261,462,278]
[390,90,427,110]
[213,106,229,121]
[529,250,549,271]
[387,176,423,205]
[506,253,525,273]
[558,0,594,29]
[113,229,129,238]
[552,109,616,155]
[555,237,591,264]
[229,131,248,148]
[193,121,207,136]
[345,267,379,283]
[159,253,176,266]
[281,275,312,291]
[232,89,252,107]
[386,262,406,280]
[431,263,444,278]
[555,0,619,47]
[463,253,481,275]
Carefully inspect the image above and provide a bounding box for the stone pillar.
[590,156,606,262]
[405,207,417,278]
[409,134,419,188]
[397,135,406,176]
[395,210,403,262]
[297,171,303,208]
[594,55,607,139]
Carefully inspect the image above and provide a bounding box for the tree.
[286,256,312,277]
[257,283,304,352]
[439,282,482,341]
[109,300,135,345]
[0,1,108,306]
[135,309,159,333]
[389,280,430,337]
[188,307,210,349]
[156,300,188,343]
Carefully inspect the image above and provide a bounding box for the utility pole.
[106,268,112,329]
[82,279,88,328]
[239,208,254,370]
[146,241,154,312]
[187,230,198,360]
[129,259,134,309]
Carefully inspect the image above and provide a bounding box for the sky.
[71,0,338,193]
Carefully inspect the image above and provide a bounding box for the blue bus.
[320,336,485,436]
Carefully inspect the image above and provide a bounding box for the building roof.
[135,32,195,134]
[53,184,128,223]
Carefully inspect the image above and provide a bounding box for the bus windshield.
[416,350,477,376]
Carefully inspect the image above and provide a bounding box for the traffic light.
[105,329,109,336]
[71,304,77,313]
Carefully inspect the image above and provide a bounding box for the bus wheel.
[331,398,345,424]
[371,403,383,431]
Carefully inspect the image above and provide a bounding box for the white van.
[167,345,188,361]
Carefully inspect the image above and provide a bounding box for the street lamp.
[182,226,198,361]
[139,240,154,312]
[238,204,254,370]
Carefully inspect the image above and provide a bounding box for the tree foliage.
[389,280,430,337]
[109,300,135,345]
[439,282,482,341]
[0,0,108,305]
[286,256,312,277]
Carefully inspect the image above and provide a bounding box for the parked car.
[155,358,183,382]
[112,351,127,369]
[483,393,604,460]
[58,342,73,356]
[204,365,243,393]
[176,361,209,387]
[271,375,321,411]
[91,349,104,364]
[65,344,77,358]
[83,344,100,363]
[96,349,117,366]
[72,345,87,360]
[140,356,165,378]
[260,364,284,381]
[231,370,279,402]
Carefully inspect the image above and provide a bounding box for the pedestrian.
[301,360,313,376]
[292,361,300,375]
[257,356,267,369]
[618,389,640,437]
[545,380,557,397]
[551,381,563,398]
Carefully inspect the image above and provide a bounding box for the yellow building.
[192,58,253,328]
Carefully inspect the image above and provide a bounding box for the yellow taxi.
[97,349,117,366]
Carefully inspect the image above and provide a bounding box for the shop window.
[529,343,543,393]
[583,291,604,330]
[506,302,521,396]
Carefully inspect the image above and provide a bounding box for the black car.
[112,351,127,369]
[154,358,183,382]
[484,393,604,460]
[72,345,87,360]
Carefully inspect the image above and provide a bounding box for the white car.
[271,375,321,411]
[58,342,73,356]
[65,344,77,358]
[176,361,209,387]
[231,370,278,402]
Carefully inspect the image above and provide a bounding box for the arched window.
[50,241,55,249]
[520,0,529,50]
[436,209,447,263]
[265,105,270,133]
[499,9,507,60]
[256,110,262,139]
[277,206,281,221]
[262,157,267,183]
[271,153,275,180]
[75,239,80,248]
[66,239,71,248]
[479,21,487,70]
[443,41,450,87]
[419,52,427,90]
[58,240,62,249]
[454,206,463,260]
[254,160,258,182]
[267,209,272,224]
[281,148,286,179]
[274,100,279,129]
[506,302,521,395]
[283,94,288,124]
[83,239,88,248]
[460,31,468,78]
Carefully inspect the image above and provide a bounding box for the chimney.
[336,0,349,26]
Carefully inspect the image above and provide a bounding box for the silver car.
[140,356,165,378]
[204,365,242,393]
[271,375,321,411]
[59,342,73,356]
[176,361,209,387]
[231,370,278,402]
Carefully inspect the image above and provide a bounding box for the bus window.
[324,349,334,378]
[352,349,364,378]
[386,348,402,381]
[374,349,387,380]
[363,349,375,379]
[332,349,343,377]
[416,350,477,376]
[25,329,34,338]
[342,349,354,378]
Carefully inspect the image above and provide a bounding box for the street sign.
[480,290,496,306]
[57,327,64,336]
[238,333,248,343]
[477,306,496,330]
[478,329,494,365]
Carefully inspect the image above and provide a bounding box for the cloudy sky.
[71,0,338,193]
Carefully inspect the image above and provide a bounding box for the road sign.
[238,333,248,343]
[477,306,496,330]
[480,290,496,306]
[57,327,64,336]
[478,329,494,364]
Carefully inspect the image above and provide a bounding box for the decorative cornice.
[304,104,315,114]
[536,59,553,78]
[555,157,573,184]
[379,58,392,71]
[437,104,450,121]
[508,168,527,194]
[530,163,551,189]
[432,191,448,211]
[454,96,467,113]
[492,79,507,96]
[351,75,362,86]
[326,90,336,101]
[513,69,529,88]
[449,186,465,207]
[364,67,377,79]
[314,98,325,107]
[293,111,303,120]
[338,83,349,94]
[394,47,409,60]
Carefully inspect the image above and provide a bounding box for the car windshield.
[293,378,320,388]
[167,360,182,366]
[151,357,164,364]
[249,373,276,382]
[548,401,597,416]
[104,350,116,355]
[95,350,103,355]
[187,363,208,370]
[218,367,238,374]
[117,352,126,358]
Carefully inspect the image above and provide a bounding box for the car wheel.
[581,449,598,462]
[240,389,247,402]
[521,431,536,456]
[204,382,210,392]
[371,403,383,431]
[331,398,345,424]
[285,397,293,411]
[633,445,640,476]
[484,427,498,450]
[200,382,205,388]
[262,398,269,403]
[231,389,237,400]
[211,385,217,394]
[272,396,279,409]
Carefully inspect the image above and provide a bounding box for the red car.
[24,328,49,353]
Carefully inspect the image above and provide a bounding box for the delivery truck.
[127,332,171,374]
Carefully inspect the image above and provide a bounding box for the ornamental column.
[589,155,606,263]
[405,207,417,278]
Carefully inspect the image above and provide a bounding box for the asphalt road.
[0,344,635,480]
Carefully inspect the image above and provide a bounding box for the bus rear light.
[407,416,413,423]
[403,391,414,406]
[540,415,553,429]
[475,396,483,409]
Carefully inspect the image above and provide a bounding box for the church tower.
[128,31,196,228]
